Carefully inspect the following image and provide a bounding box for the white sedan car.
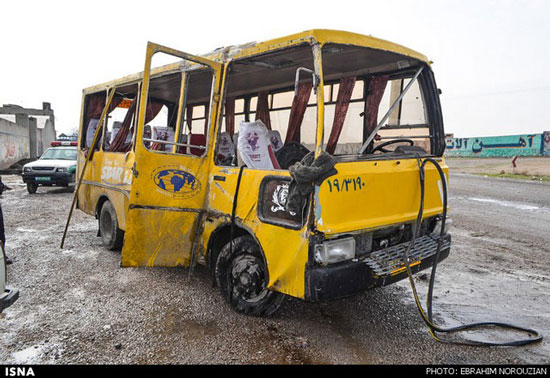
[22,142,77,194]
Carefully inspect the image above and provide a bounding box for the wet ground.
[0,172,548,364]
[447,156,550,177]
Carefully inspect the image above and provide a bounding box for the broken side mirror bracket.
[295,67,320,95]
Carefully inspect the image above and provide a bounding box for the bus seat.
[143,125,152,148]
[109,122,122,144]
[268,130,284,152]
[85,118,100,148]
[217,132,235,162]
[237,120,280,169]
[151,126,175,152]
[189,134,206,156]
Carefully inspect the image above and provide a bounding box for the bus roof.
[83,29,429,94]
[226,29,429,62]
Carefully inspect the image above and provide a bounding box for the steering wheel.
[370,138,415,154]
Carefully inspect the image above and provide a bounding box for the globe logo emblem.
[153,169,201,197]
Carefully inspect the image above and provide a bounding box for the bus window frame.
[136,43,221,160]
[213,42,324,168]
[101,82,141,153]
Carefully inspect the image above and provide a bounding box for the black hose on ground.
[403,156,543,346]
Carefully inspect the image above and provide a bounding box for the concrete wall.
[0,118,31,169]
[445,133,550,158]
[0,103,57,170]
[38,118,56,156]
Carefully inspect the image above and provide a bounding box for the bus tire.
[215,235,284,317]
[27,183,38,194]
[99,200,124,251]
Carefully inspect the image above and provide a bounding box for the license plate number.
[36,177,50,181]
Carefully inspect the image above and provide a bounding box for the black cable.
[230,166,246,257]
[213,165,245,288]
[402,156,543,346]
[223,165,246,299]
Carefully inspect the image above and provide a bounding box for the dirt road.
[0,172,548,364]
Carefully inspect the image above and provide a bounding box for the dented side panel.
[204,166,310,299]
[121,42,223,268]
[122,207,199,267]
[121,154,211,267]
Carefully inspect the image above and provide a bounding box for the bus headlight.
[314,237,355,265]
[433,218,452,236]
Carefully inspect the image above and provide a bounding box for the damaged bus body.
[75,30,451,315]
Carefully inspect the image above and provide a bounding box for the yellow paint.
[121,42,223,268]
[204,166,310,297]
[390,260,421,277]
[76,150,133,230]
[76,30,445,301]
[315,159,448,236]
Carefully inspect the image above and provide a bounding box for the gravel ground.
[0,172,548,365]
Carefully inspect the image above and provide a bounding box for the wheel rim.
[229,254,269,303]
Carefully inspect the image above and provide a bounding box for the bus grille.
[364,234,451,278]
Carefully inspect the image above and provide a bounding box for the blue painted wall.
[445,133,550,157]
[544,132,550,157]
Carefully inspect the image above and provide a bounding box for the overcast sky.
[1,0,549,137]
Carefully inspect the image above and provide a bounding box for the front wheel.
[27,183,38,194]
[215,235,284,316]
[99,201,124,250]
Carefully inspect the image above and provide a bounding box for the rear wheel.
[215,235,284,316]
[99,201,124,250]
[27,183,38,194]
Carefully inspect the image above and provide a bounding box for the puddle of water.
[159,307,220,340]
[15,228,37,233]
[12,345,42,364]
[468,197,541,211]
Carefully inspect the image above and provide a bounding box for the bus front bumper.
[305,234,451,302]
[22,172,74,186]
